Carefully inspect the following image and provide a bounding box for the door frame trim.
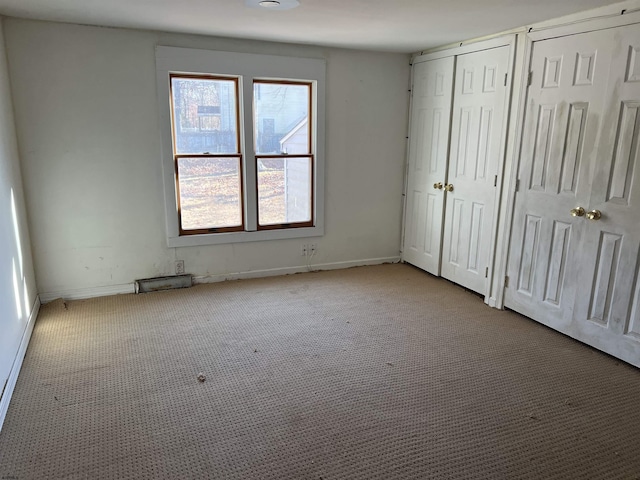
[527,8,640,41]
[413,36,515,64]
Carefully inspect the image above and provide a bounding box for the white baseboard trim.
[0,295,40,434]
[39,283,136,304]
[194,256,401,285]
[38,257,402,302]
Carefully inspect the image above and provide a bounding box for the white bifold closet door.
[440,46,510,293]
[403,57,454,275]
[403,44,510,296]
[505,23,640,367]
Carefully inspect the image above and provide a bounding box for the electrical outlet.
[301,244,308,256]
[175,260,185,275]
[309,244,317,255]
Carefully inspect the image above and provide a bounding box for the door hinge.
[504,73,508,86]
[485,267,489,278]
[515,179,520,192]
[494,175,498,187]
[527,71,533,87]
[505,276,510,288]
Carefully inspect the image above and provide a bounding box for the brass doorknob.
[433,182,443,190]
[570,207,585,217]
[586,210,602,221]
[444,183,454,192]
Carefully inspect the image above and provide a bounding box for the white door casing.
[441,46,511,294]
[402,57,454,275]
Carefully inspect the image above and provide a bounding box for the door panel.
[628,261,640,338]
[441,46,510,294]
[543,220,572,305]
[559,102,588,195]
[606,101,638,204]
[505,29,613,328]
[516,214,542,296]
[402,57,454,274]
[586,231,622,324]
[570,24,640,366]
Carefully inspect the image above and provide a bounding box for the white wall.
[0,19,37,402]
[3,19,410,298]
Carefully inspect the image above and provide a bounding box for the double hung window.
[156,47,325,247]
[171,75,243,233]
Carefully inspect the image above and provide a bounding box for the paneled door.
[441,46,510,294]
[506,23,640,367]
[402,57,454,274]
[505,29,612,328]
[570,23,640,366]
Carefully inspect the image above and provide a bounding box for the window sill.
[167,225,324,247]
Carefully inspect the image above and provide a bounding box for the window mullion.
[242,77,258,231]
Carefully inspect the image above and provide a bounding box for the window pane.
[177,157,242,230]
[254,82,310,155]
[171,77,238,154]
[258,157,312,226]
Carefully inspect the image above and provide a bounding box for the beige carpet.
[1,264,640,479]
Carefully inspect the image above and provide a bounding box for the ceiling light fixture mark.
[245,0,300,10]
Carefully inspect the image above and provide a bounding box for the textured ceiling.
[0,0,628,52]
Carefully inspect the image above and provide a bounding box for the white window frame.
[155,46,326,247]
